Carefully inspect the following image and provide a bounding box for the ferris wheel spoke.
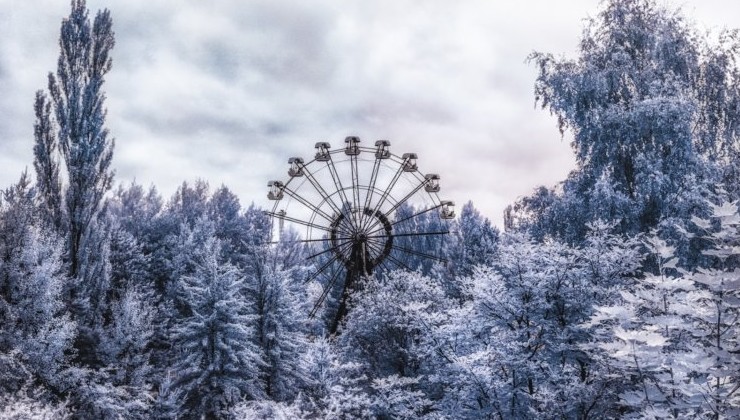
[309,266,344,319]
[350,154,362,228]
[365,234,386,245]
[281,185,335,224]
[362,237,385,258]
[325,156,359,232]
[365,238,393,264]
[305,239,353,260]
[336,217,354,235]
[338,240,356,258]
[374,230,450,239]
[364,155,410,231]
[299,163,344,217]
[366,235,389,250]
[383,253,415,272]
[304,254,343,284]
[364,177,429,233]
[391,244,448,264]
[360,158,382,231]
[366,203,446,236]
[266,211,333,233]
[375,259,393,273]
[386,179,428,216]
[262,236,353,245]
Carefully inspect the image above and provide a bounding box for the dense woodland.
[1,0,739,418]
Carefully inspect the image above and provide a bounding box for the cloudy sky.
[1,0,737,226]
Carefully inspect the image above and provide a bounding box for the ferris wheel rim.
[269,150,444,240]
[265,137,457,329]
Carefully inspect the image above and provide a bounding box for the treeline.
[1,0,739,419]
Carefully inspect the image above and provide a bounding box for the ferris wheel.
[266,137,455,332]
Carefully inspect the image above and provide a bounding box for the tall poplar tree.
[32,91,63,231]
[43,0,116,277]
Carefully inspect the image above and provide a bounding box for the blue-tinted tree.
[454,201,498,277]
[46,0,116,278]
[510,0,740,248]
[32,91,63,231]
[0,174,75,396]
[170,229,264,418]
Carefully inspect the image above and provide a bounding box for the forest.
[1,0,739,418]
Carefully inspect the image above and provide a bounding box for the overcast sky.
[1,0,738,226]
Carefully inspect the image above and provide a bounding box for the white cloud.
[1,0,738,226]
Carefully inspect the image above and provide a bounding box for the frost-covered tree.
[0,391,70,420]
[170,232,264,418]
[108,182,163,242]
[32,91,63,231]
[230,399,305,420]
[45,0,115,278]
[586,236,703,417]
[0,174,74,395]
[5,229,75,393]
[65,210,114,372]
[436,225,641,419]
[108,225,152,297]
[208,185,254,269]
[237,224,312,402]
[510,0,740,245]
[331,271,448,418]
[454,201,498,277]
[167,180,210,229]
[300,337,335,410]
[680,202,739,416]
[98,287,154,414]
[587,201,740,417]
[254,265,310,401]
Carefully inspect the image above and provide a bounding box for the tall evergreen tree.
[0,173,74,396]
[254,266,310,402]
[455,201,498,277]
[170,229,264,418]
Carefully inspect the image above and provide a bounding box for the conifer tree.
[171,230,264,418]
[0,173,74,395]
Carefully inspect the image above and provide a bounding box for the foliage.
[170,228,264,418]
[509,0,740,245]
[6,0,740,418]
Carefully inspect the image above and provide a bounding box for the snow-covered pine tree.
[455,201,498,277]
[0,173,75,396]
[170,229,264,418]
[108,182,163,244]
[208,185,253,269]
[168,180,210,229]
[97,286,155,416]
[253,263,310,402]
